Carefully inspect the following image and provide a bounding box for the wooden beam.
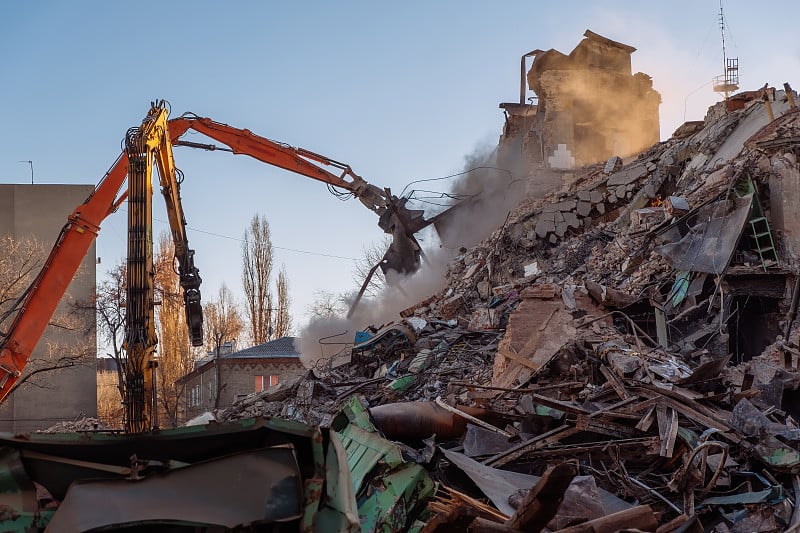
[485,425,581,467]
[600,364,630,400]
[498,346,541,371]
[551,505,658,533]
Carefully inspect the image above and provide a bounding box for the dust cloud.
[537,70,660,165]
[296,145,529,370]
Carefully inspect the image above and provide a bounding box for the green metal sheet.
[334,397,435,532]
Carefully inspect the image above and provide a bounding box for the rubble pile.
[221,320,501,426]
[39,417,110,433]
[220,87,800,531]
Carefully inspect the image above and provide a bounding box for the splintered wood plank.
[656,404,679,457]
[599,364,630,400]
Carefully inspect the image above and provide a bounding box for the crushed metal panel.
[443,448,537,516]
[357,464,434,533]
[730,399,800,469]
[333,397,435,532]
[336,423,403,493]
[655,194,753,274]
[699,485,784,507]
[314,431,361,532]
[0,418,336,531]
[46,447,304,531]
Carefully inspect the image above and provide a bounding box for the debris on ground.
[8,30,800,532]
[0,401,431,531]
[215,81,800,531]
[38,417,110,433]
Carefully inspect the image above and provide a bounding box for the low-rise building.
[178,337,305,421]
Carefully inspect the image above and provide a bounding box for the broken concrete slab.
[604,156,623,173]
[541,199,578,213]
[606,163,647,186]
[564,211,581,229]
[534,218,555,238]
[576,201,592,217]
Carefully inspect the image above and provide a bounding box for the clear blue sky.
[2,1,798,334]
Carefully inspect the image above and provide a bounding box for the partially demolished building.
[9,31,800,533]
[500,30,661,174]
[218,48,800,532]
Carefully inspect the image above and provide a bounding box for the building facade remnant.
[500,30,661,179]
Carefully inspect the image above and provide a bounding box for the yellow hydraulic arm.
[123,101,203,433]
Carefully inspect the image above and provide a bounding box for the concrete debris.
[211,79,800,531]
[39,417,110,433]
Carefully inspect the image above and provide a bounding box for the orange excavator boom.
[0,104,432,411]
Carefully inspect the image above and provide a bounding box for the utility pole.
[18,160,33,184]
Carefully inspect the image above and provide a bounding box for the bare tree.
[10,335,95,397]
[274,266,292,337]
[0,235,44,329]
[203,284,244,409]
[97,369,123,427]
[93,261,126,396]
[242,214,274,344]
[204,284,244,356]
[0,235,96,398]
[352,236,390,299]
[306,290,350,319]
[153,233,195,427]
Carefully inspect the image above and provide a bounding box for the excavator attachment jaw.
[184,290,204,347]
[179,249,204,347]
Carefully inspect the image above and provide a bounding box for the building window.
[191,384,201,407]
[255,374,280,392]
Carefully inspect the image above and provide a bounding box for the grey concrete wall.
[0,184,97,432]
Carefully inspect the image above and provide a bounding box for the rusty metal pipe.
[370,402,507,441]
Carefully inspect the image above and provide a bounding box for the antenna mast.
[712,0,739,100]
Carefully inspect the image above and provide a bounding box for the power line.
[183,225,357,261]
[398,164,513,198]
[113,206,357,261]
